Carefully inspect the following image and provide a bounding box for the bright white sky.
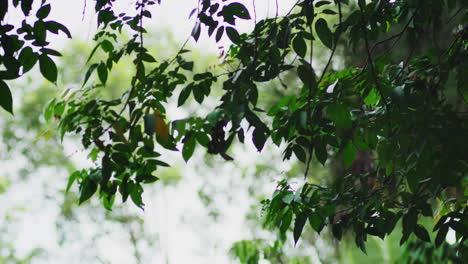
[2,1,308,264]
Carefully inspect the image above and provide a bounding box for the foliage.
[1,0,467,260]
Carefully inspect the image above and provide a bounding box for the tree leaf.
[293,35,307,58]
[82,63,98,87]
[297,62,316,89]
[178,84,192,106]
[414,224,431,242]
[309,213,325,233]
[39,54,57,83]
[182,134,196,162]
[327,103,352,129]
[342,142,356,169]
[191,22,201,41]
[215,26,224,42]
[79,177,98,204]
[18,47,38,73]
[315,138,327,165]
[226,27,240,44]
[36,4,51,19]
[97,62,108,84]
[0,80,13,114]
[252,128,267,152]
[229,2,251,20]
[315,18,333,49]
[294,211,309,245]
[435,225,449,247]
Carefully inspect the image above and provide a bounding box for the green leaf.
[315,1,331,7]
[293,145,306,163]
[226,27,240,44]
[309,213,325,233]
[39,55,58,83]
[342,142,356,169]
[322,9,337,15]
[129,182,144,209]
[0,80,13,114]
[97,62,108,84]
[414,225,431,242]
[315,18,333,49]
[327,103,352,129]
[36,4,51,19]
[252,128,267,152]
[86,43,101,64]
[66,171,81,193]
[45,20,72,38]
[315,139,327,165]
[101,40,114,52]
[144,114,156,136]
[82,63,98,87]
[280,209,293,234]
[18,47,38,73]
[182,134,196,162]
[227,2,251,20]
[297,62,316,89]
[294,211,309,245]
[79,177,98,204]
[215,26,224,42]
[178,85,192,106]
[292,35,307,58]
[435,225,449,247]
[43,99,55,121]
[191,22,201,41]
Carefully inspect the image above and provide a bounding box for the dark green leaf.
[45,20,72,38]
[178,85,192,106]
[182,134,196,162]
[191,22,201,41]
[18,47,38,73]
[315,18,333,49]
[293,35,307,58]
[129,182,144,209]
[144,113,156,136]
[297,62,316,89]
[226,27,240,44]
[322,9,337,15]
[327,103,352,129]
[293,145,307,163]
[252,128,267,152]
[82,63,99,87]
[342,142,356,169]
[315,139,327,165]
[280,209,293,234]
[79,177,98,204]
[97,62,108,84]
[315,1,331,7]
[39,55,57,83]
[0,80,13,114]
[36,4,51,19]
[435,225,449,247]
[294,211,309,245]
[309,213,325,233]
[414,225,431,242]
[227,2,251,20]
[215,26,224,42]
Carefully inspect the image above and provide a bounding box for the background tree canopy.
[1,0,467,262]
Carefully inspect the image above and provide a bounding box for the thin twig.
[360,3,389,111]
[304,1,342,179]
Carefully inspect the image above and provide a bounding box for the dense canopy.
[1,0,467,261]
